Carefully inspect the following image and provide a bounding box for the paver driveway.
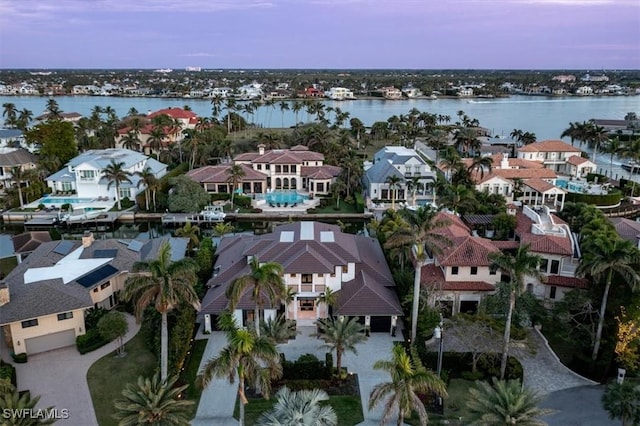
[1,314,139,426]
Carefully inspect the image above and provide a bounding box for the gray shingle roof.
[0,236,188,325]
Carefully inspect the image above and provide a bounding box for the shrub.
[10,353,27,364]
[76,329,110,354]
[168,308,196,374]
[355,193,365,213]
[37,203,45,210]
[84,307,109,331]
[565,189,622,206]
[282,353,330,380]
[210,193,231,202]
[586,173,608,183]
[0,361,16,385]
[233,195,252,208]
[252,208,263,213]
[120,197,134,209]
[306,208,318,214]
[461,370,484,381]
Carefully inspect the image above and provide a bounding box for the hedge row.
[355,193,365,213]
[565,189,622,206]
[281,353,332,381]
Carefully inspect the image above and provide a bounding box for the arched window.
[291,178,297,189]
[275,178,282,189]
[526,283,533,294]
[283,178,289,189]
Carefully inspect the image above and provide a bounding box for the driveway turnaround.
[1,314,139,426]
[540,385,618,426]
[192,326,406,425]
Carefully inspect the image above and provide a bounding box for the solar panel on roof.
[53,240,75,255]
[128,240,144,252]
[93,249,117,258]
[77,264,118,288]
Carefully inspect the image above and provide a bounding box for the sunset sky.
[0,0,638,69]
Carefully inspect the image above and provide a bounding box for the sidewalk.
[0,313,140,426]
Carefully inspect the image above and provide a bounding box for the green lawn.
[235,394,364,425]
[406,378,475,425]
[180,339,208,419]
[0,256,18,278]
[87,332,157,426]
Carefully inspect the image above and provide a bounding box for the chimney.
[501,153,510,169]
[82,231,95,248]
[0,281,9,306]
[258,144,265,155]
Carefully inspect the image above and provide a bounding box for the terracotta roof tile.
[545,275,588,289]
[420,264,495,291]
[520,233,573,256]
[518,139,582,153]
[524,178,558,193]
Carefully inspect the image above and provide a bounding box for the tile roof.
[545,275,588,289]
[609,218,640,244]
[200,222,401,317]
[520,233,573,256]
[186,164,267,183]
[524,178,558,193]
[476,167,558,184]
[235,148,325,164]
[518,139,582,153]
[566,156,592,166]
[148,108,198,120]
[437,236,501,266]
[301,165,341,179]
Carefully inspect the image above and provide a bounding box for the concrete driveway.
[1,314,139,426]
[540,385,617,426]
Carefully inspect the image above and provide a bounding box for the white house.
[45,148,167,202]
[364,147,436,207]
[325,87,356,100]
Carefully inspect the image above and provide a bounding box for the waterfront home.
[514,206,584,303]
[517,139,584,173]
[45,148,167,203]
[0,129,26,150]
[199,221,402,331]
[324,87,356,100]
[0,148,38,196]
[233,144,340,195]
[298,86,324,98]
[186,163,269,195]
[364,146,436,208]
[147,107,198,130]
[421,212,502,316]
[0,233,188,355]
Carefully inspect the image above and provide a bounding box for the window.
[549,286,557,299]
[275,165,281,173]
[21,319,38,328]
[550,260,560,274]
[540,258,549,273]
[119,188,131,199]
[470,266,478,275]
[283,165,289,173]
[61,182,73,191]
[257,164,262,170]
[100,282,111,290]
[79,170,95,180]
[302,274,312,283]
[330,272,336,277]
[291,165,297,173]
[290,273,297,278]
[57,312,73,321]
[316,183,324,192]
[451,266,459,275]
[265,164,270,170]
[342,265,348,274]
[526,284,534,294]
[489,266,497,275]
[300,299,314,311]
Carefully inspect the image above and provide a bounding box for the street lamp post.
[434,316,444,377]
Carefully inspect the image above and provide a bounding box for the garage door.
[25,329,76,354]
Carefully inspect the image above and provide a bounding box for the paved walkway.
[192,325,406,425]
[434,322,596,395]
[540,385,617,426]
[0,314,140,426]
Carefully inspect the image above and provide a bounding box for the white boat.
[621,161,640,174]
[199,205,226,221]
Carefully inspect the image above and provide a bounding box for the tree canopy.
[167,175,210,213]
[25,120,78,165]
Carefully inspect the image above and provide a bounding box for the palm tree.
[225,256,286,336]
[259,314,297,344]
[17,108,33,130]
[45,98,62,120]
[454,127,480,157]
[0,385,56,425]
[384,206,450,343]
[292,101,303,126]
[585,122,609,164]
[466,378,552,426]
[603,136,623,178]
[135,166,158,211]
[278,101,290,128]
[102,160,132,210]
[120,130,141,151]
[601,380,640,426]
[369,345,447,426]
[2,102,17,128]
[226,164,246,207]
[577,234,640,361]
[406,176,424,206]
[561,122,581,146]
[10,166,35,208]
[175,221,200,252]
[198,314,282,426]
[467,155,494,179]
[257,387,338,426]
[112,373,193,426]
[147,126,166,156]
[385,174,402,209]
[123,241,200,380]
[489,245,542,379]
[313,316,367,376]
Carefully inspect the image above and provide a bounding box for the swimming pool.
[555,179,568,189]
[263,191,308,205]
[39,197,96,205]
